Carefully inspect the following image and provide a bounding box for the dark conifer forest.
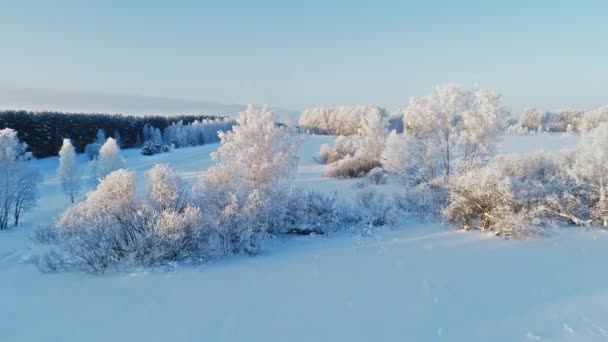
[0,110,226,158]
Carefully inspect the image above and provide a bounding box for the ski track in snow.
[3,133,608,342]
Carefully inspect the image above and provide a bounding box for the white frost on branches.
[57,139,80,203]
[90,137,125,184]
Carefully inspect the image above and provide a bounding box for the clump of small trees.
[507,106,608,134]
[299,105,390,135]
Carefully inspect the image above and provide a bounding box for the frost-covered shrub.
[443,151,594,238]
[42,168,209,273]
[326,155,381,178]
[394,181,448,220]
[283,189,358,235]
[321,108,388,178]
[355,188,397,228]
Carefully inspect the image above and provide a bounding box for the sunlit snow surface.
[3,133,608,342]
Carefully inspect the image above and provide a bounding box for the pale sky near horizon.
[1,0,607,112]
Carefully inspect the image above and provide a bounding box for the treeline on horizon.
[0,110,228,158]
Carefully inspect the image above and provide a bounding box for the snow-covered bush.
[299,105,388,135]
[90,137,125,183]
[0,128,42,230]
[57,139,80,203]
[321,108,388,178]
[401,84,508,180]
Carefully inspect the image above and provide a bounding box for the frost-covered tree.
[57,139,80,203]
[90,137,125,183]
[0,128,41,230]
[402,84,508,180]
[207,105,300,192]
[196,105,301,253]
[12,170,42,226]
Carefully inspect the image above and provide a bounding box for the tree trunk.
[14,203,20,227]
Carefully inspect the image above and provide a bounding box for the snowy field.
[3,133,608,342]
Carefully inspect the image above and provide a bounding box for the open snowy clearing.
[4,133,608,342]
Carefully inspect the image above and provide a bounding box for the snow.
[4,133,608,342]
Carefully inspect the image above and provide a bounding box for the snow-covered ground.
[4,133,608,342]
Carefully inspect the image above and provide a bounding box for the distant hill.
[0,85,300,123]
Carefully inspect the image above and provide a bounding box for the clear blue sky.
[1,0,607,112]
